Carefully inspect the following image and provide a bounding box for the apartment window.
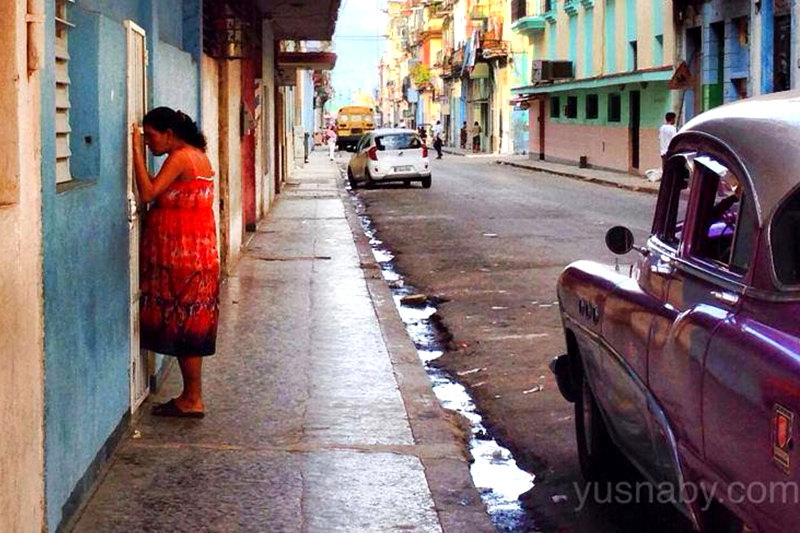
[55,0,74,184]
[629,41,638,71]
[565,96,578,119]
[608,93,622,122]
[550,96,561,118]
[586,94,599,119]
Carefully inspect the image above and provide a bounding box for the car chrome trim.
[562,314,699,528]
[648,237,748,294]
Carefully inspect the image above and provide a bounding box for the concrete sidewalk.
[69,152,494,533]
[442,145,660,195]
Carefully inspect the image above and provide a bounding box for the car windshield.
[374,133,421,151]
[339,114,348,121]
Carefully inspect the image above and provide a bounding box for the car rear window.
[771,189,800,286]
[374,134,421,151]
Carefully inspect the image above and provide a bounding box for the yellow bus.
[335,106,375,149]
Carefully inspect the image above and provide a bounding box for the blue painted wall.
[43,8,130,531]
[41,1,203,530]
[548,24,556,59]
[760,0,774,93]
[154,40,199,117]
[157,0,183,48]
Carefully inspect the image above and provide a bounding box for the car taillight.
[368,146,378,161]
[422,144,428,158]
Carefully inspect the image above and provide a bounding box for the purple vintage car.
[552,90,800,533]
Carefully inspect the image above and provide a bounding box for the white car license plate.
[393,166,413,173]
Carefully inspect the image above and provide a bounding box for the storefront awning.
[257,0,342,40]
[278,52,337,71]
[511,66,674,96]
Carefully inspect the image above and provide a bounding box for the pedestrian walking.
[326,126,337,160]
[131,107,220,418]
[659,112,677,167]
[433,120,444,159]
[470,121,482,153]
[459,122,468,149]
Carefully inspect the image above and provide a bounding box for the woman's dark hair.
[143,106,207,151]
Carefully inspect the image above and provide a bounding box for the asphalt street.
[344,153,696,533]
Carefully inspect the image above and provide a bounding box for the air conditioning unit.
[531,60,574,83]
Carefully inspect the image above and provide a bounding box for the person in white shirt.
[659,112,677,167]
[326,126,337,161]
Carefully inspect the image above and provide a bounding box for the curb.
[333,164,496,533]
[496,160,661,195]
[441,148,498,159]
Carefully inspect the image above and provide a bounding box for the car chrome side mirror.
[605,226,635,255]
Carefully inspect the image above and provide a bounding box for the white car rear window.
[375,134,421,151]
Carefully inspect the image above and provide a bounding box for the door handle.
[711,290,740,306]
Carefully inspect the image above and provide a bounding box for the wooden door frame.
[125,19,150,413]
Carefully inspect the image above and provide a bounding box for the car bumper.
[368,162,431,181]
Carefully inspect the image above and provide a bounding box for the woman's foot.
[151,398,205,418]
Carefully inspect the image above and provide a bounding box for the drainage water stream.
[346,187,537,533]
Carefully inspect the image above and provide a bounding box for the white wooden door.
[126,21,149,413]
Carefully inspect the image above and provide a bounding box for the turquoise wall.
[569,16,578,65]
[625,0,637,69]
[548,24,556,59]
[547,82,671,127]
[41,1,202,530]
[652,0,663,66]
[605,0,617,72]
[583,10,594,76]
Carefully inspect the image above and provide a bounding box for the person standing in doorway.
[659,112,677,167]
[433,120,444,159]
[460,121,468,149]
[470,121,482,153]
[131,107,219,418]
[326,126,337,160]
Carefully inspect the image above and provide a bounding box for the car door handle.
[711,290,740,306]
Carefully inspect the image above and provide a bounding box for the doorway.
[629,90,640,171]
[125,20,150,413]
[774,14,791,91]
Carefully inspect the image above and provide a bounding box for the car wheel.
[403,179,411,187]
[347,168,358,189]
[421,176,432,189]
[575,370,625,482]
[364,170,375,189]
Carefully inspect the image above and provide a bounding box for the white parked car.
[347,129,432,189]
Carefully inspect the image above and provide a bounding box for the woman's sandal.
[151,399,205,419]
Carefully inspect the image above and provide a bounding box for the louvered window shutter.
[55,0,74,184]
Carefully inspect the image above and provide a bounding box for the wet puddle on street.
[346,185,536,532]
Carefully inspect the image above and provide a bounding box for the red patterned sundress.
[140,148,220,356]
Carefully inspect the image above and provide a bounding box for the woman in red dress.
[132,107,219,418]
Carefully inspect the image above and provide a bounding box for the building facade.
[0,1,339,532]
